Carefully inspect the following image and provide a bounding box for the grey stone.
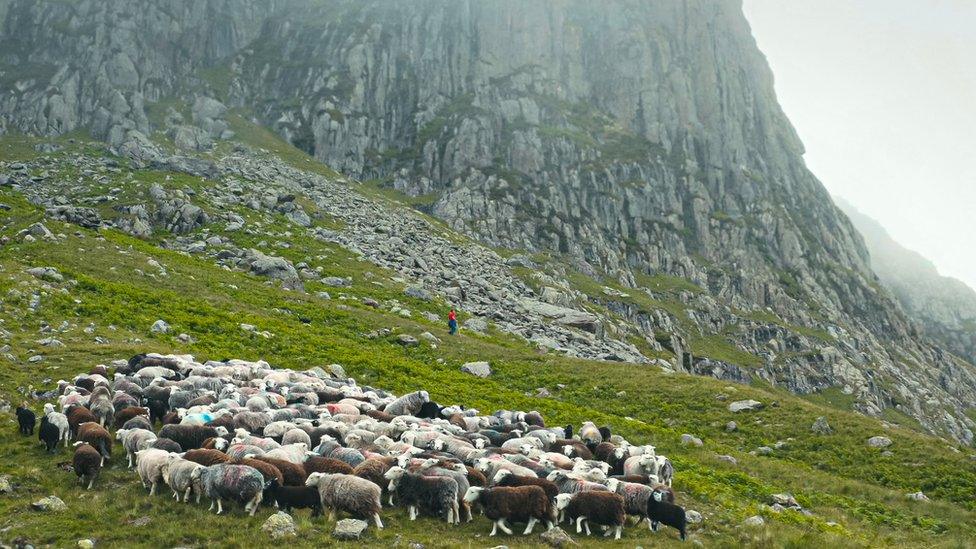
[716,454,737,466]
[728,400,763,413]
[332,518,367,540]
[461,361,492,378]
[464,318,488,332]
[867,436,892,448]
[27,267,63,282]
[31,495,66,512]
[811,416,832,434]
[261,511,296,539]
[725,421,738,432]
[0,474,12,493]
[539,526,577,547]
[396,334,419,346]
[321,276,350,287]
[404,285,432,301]
[681,434,703,447]
[150,320,170,334]
[742,515,765,527]
[906,491,928,502]
[685,509,703,524]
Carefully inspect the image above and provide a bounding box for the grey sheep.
[384,390,429,417]
[384,466,460,524]
[196,463,265,516]
[305,472,383,529]
[116,428,158,468]
[161,456,205,503]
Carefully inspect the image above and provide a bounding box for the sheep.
[158,424,228,451]
[16,405,35,435]
[304,456,354,476]
[546,470,609,495]
[281,428,312,447]
[237,457,284,490]
[552,439,592,460]
[184,448,232,467]
[227,443,265,460]
[413,463,472,522]
[72,442,102,490]
[136,449,173,495]
[76,422,112,465]
[262,443,309,464]
[474,457,538,480]
[624,453,660,477]
[266,478,322,516]
[161,457,205,503]
[201,437,229,451]
[232,430,280,450]
[254,456,307,486]
[463,486,553,536]
[42,404,70,448]
[196,463,265,516]
[305,472,383,529]
[353,457,395,490]
[122,415,153,432]
[655,455,674,487]
[610,474,660,485]
[114,406,150,429]
[233,411,271,434]
[89,396,115,428]
[151,438,184,453]
[117,428,158,468]
[383,390,429,417]
[646,489,687,540]
[554,491,626,539]
[39,416,61,452]
[384,466,460,524]
[67,406,97,438]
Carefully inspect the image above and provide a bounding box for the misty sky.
[743,1,976,290]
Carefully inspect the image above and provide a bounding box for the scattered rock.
[811,416,832,434]
[461,361,492,378]
[329,364,347,379]
[867,436,892,448]
[464,318,488,333]
[404,285,432,301]
[321,276,351,287]
[728,399,763,413]
[725,421,738,432]
[771,493,800,508]
[395,334,419,347]
[31,495,66,512]
[332,518,368,540]
[685,509,703,524]
[742,515,765,527]
[149,319,170,334]
[261,511,296,539]
[27,266,63,282]
[716,454,737,466]
[754,446,773,455]
[0,474,12,493]
[906,491,929,502]
[28,355,44,363]
[539,526,577,547]
[77,540,94,549]
[681,434,703,447]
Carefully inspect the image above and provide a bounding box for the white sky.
[743,0,976,290]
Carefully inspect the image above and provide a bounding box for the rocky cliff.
[1,0,974,443]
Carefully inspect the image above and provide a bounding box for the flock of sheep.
[14,353,689,541]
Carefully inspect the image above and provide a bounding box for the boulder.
[31,495,66,512]
[867,436,892,448]
[811,416,832,434]
[245,249,304,291]
[680,434,703,447]
[728,400,763,413]
[404,285,432,301]
[685,509,703,524]
[396,334,419,347]
[332,519,367,540]
[742,515,765,527]
[150,320,170,334]
[261,511,296,539]
[464,318,488,333]
[906,491,928,502]
[461,361,492,378]
[725,421,738,432]
[539,526,577,547]
[27,267,63,282]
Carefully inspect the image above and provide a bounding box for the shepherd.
[448,309,458,335]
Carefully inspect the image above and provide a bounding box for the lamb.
[184,448,232,467]
[384,466,460,524]
[161,456,205,503]
[463,486,553,535]
[158,424,228,451]
[42,404,70,448]
[305,472,383,529]
[16,404,35,435]
[72,442,102,489]
[76,422,112,465]
[136,448,173,495]
[646,489,687,540]
[304,456,354,476]
[383,390,430,417]
[552,439,592,459]
[89,396,115,428]
[117,428,158,467]
[554,491,626,539]
[66,406,97,438]
[39,416,61,452]
[655,455,674,486]
[266,478,322,516]
[196,463,265,516]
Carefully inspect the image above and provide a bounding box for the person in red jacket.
[448,309,458,335]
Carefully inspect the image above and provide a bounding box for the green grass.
[0,141,975,548]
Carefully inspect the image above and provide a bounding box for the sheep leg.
[452,501,460,525]
[614,526,622,540]
[646,517,654,530]
[149,481,156,496]
[546,520,555,531]
[523,517,537,535]
[208,500,215,512]
[216,499,224,515]
[87,478,94,490]
[373,513,383,529]
[248,491,262,516]
[584,520,591,536]
[464,502,473,522]
[497,519,513,535]
[172,490,179,500]
[576,516,584,533]
[445,506,453,524]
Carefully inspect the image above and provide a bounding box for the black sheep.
[151,438,184,453]
[266,478,322,516]
[16,405,35,435]
[598,425,612,442]
[416,401,445,420]
[39,416,60,453]
[647,490,687,541]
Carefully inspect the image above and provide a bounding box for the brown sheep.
[353,456,395,489]
[237,457,284,487]
[465,466,487,487]
[72,442,102,489]
[184,449,231,467]
[365,409,395,423]
[552,439,593,460]
[255,456,307,486]
[76,422,112,465]
[492,469,559,501]
[304,456,353,476]
[611,474,655,485]
[114,407,150,429]
[555,491,626,539]
[67,406,97,438]
[464,486,553,535]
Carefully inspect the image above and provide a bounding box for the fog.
[743,0,976,290]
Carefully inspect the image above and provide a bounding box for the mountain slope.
[0,134,975,547]
[0,0,974,443]
[837,198,976,364]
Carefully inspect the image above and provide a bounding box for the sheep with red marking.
[463,486,553,536]
[196,463,265,516]
[555,491,626,539]
[161,456,205,503]
[546,470,610,495]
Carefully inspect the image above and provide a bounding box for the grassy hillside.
[0,137,974,548]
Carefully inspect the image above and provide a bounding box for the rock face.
[2,0,976,443]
